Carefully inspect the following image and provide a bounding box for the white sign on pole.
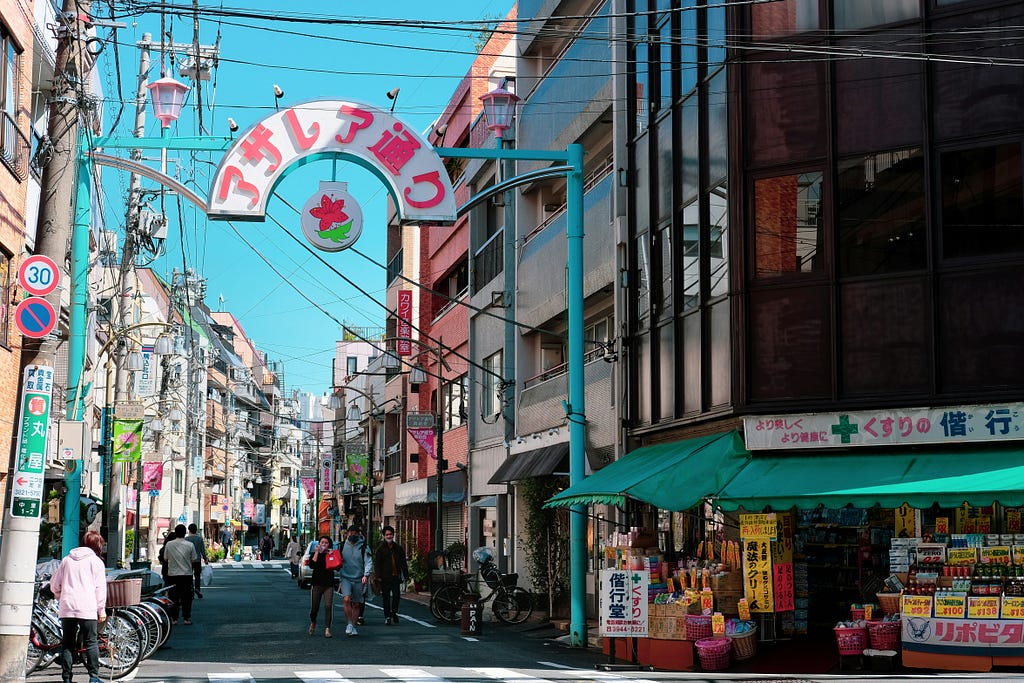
[599,568,649,638]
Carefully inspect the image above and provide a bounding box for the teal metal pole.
[566,143,587,646]
[62,134,91,554]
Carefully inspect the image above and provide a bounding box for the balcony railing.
[386,248,403,285]
[1,110,31,181]
[473,228,504,293]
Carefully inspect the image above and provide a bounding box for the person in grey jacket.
[185,524,208,598]
[338,524,372,636]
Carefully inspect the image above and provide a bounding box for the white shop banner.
[743,403,1024,450]
[599,568,649,638]
[903,617,1024,656]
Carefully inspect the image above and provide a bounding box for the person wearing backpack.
[339,524,373,636]
[373,525,409,625]
[306,535,336,638]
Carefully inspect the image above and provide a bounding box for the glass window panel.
[838,148,926,276]
[750,0,818,36]
[682,202,700,310]
[938,268,1024,392]
[659,21,673,110]
[709,184,729,298]
[834,0,919,30]
[658,222,673,315]
[835,36,923,155]
[683,313,701,413]
[680,4,697,96]
[754,172,824,278]
[635,138,651,232]
[638,331,652,423]
[707,3,725,68]
[658,321,675,420]
[749,286,831,400]
[941,142,1024,258]
[657,115,673,221]
[636,232,651,324]
[747,59,826,166]
[707,70,728,186]
[840,279,929,396]
[634,15,650,135]
[680,94,699,205]
[710,300,731,407]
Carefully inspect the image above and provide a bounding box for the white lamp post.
[146,76,190,128]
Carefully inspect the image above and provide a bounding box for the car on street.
[297,539,338,588]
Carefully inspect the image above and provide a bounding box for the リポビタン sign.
[301,181,363,252]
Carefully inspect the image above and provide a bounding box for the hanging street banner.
[137,345,156,396]
[142,462,164,491]
[301,477,316,499]
[244,498,255,520]
[300,181,363,252]
[407,412,436,460]
[321,456,333,492]
[347,452,368,487]
[11,364,54,518]
[599,568,649,637]
[111,419,143,462]
[207,100,456,224]
[397,290,413,355]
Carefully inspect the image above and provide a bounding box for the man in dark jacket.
[372,525,409,625]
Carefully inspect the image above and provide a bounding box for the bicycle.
[429,547,533,625]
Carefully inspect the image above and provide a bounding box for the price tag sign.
[712,612,725,636]
[916,544,946,565]
[902,595,933,618]
[1014,546,1024,565]
[1003,596,1024,620]
[935,517,949,535]
[981,546,1011,565]
[935,594,967,619]
[948,548,978,566]
[739,513,777,540]
[967,596,1000,619]
[701,589,715,616]
[1008,509,1022,533]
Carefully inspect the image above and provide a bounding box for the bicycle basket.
[501,573,518,588]
[481,563,501,589]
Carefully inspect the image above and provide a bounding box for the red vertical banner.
[772,562,795,612]
[397,289,413,355]
[408,427,435,460]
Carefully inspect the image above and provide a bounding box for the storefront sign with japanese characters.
[599,568,649,637]
[742,539,774,613]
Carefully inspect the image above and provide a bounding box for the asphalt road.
[28,563,1023,683]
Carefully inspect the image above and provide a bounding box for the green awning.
[714,447,1024,511]
[543,431,751,510]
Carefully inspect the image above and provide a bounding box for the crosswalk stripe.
[538,666,657,683]
[380,668,445,683]
[469,667,555,683]
[296,670,357,683]
[208,674,255,683]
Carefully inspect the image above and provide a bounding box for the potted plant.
[231,540,241,562]
[407,549,428,592]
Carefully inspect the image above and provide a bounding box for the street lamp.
[329,385,381,542]
[146,76,189,128]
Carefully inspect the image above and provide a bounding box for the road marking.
[208,674,255,683]
[470,667,555,683]
[296,670,357,683]
[462,636,479,641]
[381,668,445,683]
[537,665,657,683]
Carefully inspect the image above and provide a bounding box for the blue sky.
[97,1,512,396]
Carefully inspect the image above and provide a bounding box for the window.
[709,184,729,298]
[635,232,651,323]
[838,148,926,276]
[541,344,564,374]
[942,142,1024,259]
[833,0,918,30]
[681,202,700,310]
[0,249,9,348]
[346,357,358,375]
[1,27,20,171]
[482,351,503,417]
[442,375,468,430]
[655,0,673,111]
[754,171,824,278]
[174,469,183,494]
[632,1,650,133]
[751,0,818,36]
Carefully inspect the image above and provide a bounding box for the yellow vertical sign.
[896,504,917,538]
[742,538,774,613]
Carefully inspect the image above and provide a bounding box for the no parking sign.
[15,298,56,338]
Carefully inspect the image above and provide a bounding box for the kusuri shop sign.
[599,568,649,637]
[207,100,456,224]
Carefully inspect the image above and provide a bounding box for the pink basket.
[686,614,713,641]
[868,620,901,650]
[695,637,732,671]
[834,626,868,656]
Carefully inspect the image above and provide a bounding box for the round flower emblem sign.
[301,181,363,252]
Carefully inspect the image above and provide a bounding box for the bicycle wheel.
[97,612,143,679]
[25,624,49,675]
[430,585,463,623]
[493,586,533,624]
[123,604,161,660]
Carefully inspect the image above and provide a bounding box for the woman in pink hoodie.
[49,531,107,683]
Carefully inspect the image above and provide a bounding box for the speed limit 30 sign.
[18,255,59,296]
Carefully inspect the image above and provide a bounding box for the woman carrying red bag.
[307,535,337,638]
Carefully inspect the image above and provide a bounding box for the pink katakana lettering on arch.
[217,166,260,207]
[240,124,283,172]
[336,105,374,144]
[283,108,320,150]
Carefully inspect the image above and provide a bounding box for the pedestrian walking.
[163,524,198,624]
[220,526,233,553]
[285,536,301,579]
[49,530,106,683]
[373,525,409,625]
[339,524,372,636]
[260,533,274,561]
[306,535,335,638]
[185,523,209,598]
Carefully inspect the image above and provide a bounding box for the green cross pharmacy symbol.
[831,415,859,444]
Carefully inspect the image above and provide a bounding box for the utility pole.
[0,3,92,680]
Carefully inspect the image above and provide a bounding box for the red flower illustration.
[309,194,349,230]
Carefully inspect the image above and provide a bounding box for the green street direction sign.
[11,364,54,518]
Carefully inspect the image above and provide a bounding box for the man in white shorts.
[339,524,373,636]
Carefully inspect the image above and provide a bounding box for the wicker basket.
[686,614,713,641]
[868,620,901,650]
[877,593,901,616]
[834,626,868,656]
[731,626,758,660]
[695,637,732,671]
[106,578,141,607]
